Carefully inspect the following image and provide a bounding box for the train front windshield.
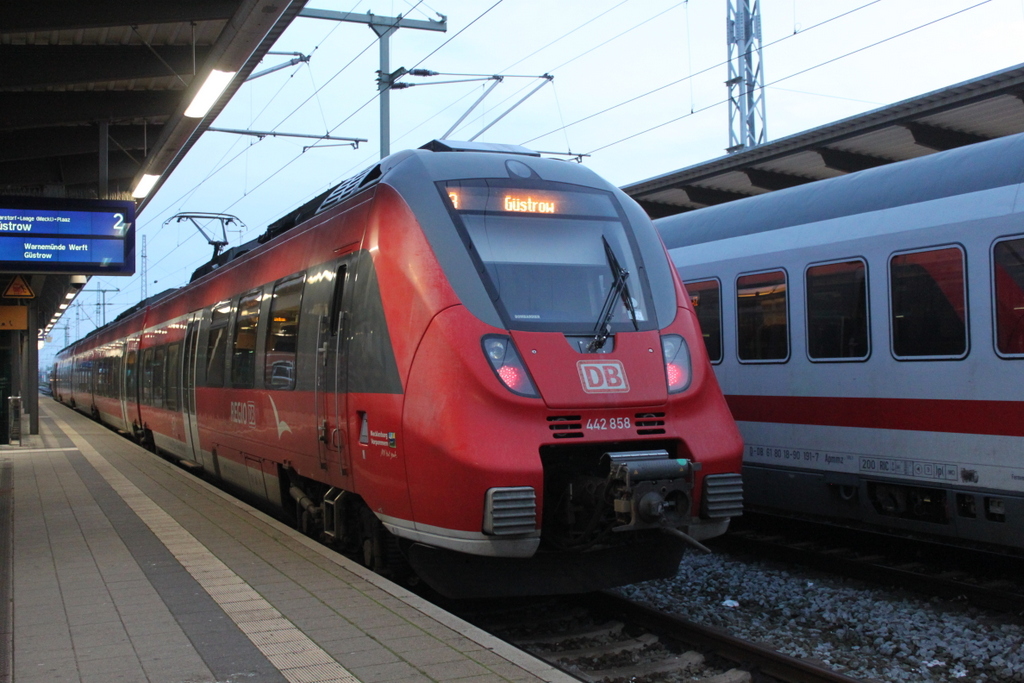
[444,180,655,333]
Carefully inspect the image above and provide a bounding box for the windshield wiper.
[588,237,638,352]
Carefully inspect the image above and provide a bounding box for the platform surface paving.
[0,401,576,683]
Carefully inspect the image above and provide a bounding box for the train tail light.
[661,334,692,394]
[482,335,539,398]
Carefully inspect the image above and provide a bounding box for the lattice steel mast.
[726,0,767,152]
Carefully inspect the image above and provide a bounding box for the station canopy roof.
[0,0,309,338]
[0,0,308,207]
[622,63,1024,218]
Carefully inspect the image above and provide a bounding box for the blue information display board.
[0,197,135,275]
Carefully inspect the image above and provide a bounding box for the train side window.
[806,259,869,361]
[265,273,304,390]
[232,289,262,388]
[112,354,122,398]
[103,357,114,396]
[205,301,231,387]
[141,348,154,405]
[685,279,722,363]
[96,358,108,397]
[328,265,348,336]
[152,345,166,409]
[166,343,181,411]
[993,237,1024,356]
[125,350,137,402]
[736,269,789,362]
[890,246,967,359]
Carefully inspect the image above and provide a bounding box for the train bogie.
[54,140,744,597]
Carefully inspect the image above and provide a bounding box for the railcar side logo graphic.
[577,360,630,393]
[267,396,292,439]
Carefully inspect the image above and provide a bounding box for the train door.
[316,263,350,481]
[181,312,204,466]
[118,339,132,429]
[121,336,142,435]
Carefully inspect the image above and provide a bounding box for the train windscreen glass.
[444,180,652,332]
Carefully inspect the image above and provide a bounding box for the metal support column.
[726,0,767,153]
[298,8,447,159]
[26,304,37,435]
[372,22,399,159]
[98,121,109,199]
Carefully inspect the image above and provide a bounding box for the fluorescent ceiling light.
[132,173,161,199]
[185,69,237,118]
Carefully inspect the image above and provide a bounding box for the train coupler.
[604,450,695,533]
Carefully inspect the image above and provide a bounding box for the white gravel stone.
[617,551,1024,682]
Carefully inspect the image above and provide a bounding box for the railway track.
[452,591,860,683]
[716,516,1024,615]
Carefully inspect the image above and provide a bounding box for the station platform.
[0,400,576,683]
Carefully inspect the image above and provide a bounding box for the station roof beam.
[742,168,812,191]
[0,2,240,32]
[0,45,213,90]
[0,0,308,203]
[683,185,752,207]
[902,122,990,151]
[623,63,1024,217]
[816,147,891,174]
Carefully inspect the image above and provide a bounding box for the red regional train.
[53,140,744,598]
[657,132,1024,554]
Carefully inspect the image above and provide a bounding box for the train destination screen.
[0,197,136,274]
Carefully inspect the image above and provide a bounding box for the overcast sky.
[43,0,1024,361]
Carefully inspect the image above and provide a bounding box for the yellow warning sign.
[3,275,34,299]
[0,306,27,330]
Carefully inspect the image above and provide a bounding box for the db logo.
[577,360,630,394]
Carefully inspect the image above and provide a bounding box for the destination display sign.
[443,182,619,218]
[0,197,135,275]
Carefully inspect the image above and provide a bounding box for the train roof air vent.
[419,139,540,156]
[317,163,383,215]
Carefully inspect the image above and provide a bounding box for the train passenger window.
[125,350,137,403]
[806,260,869,361]
[152,346,166,409]
[993,237,1024,356]
[205,301,230,387]
[890,246,967,358]
[736,270,788,361]
[103,357,114,396]
[166,343,180,411]
[141,348,154,405]
[685,279,722,363]
[265,274,304,390]
[96,358,107,397]
[112,355,122,397]
[328,265,347,337]
[232,289,262,388]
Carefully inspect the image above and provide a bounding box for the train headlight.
[482,335,539,398]
[661,334,692,394]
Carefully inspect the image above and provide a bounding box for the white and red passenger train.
[53,140,744,597]
[657,132,1024,553]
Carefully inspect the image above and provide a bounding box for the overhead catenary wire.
[120,0,507,295]
[86,0,993,325]
[102,0,884,301]
[447,0,687,140]
[521,0,887,146]
[110,2,408,297]
[582,0,994,156]
[130,0,577,281]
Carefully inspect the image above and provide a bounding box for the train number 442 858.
[586,417,632,430]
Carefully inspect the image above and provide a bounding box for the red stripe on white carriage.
[725,395,1024,438]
